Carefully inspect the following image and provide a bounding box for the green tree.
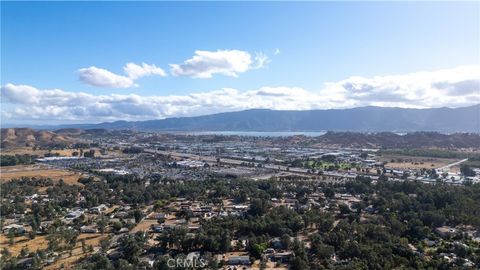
[460,164,475,177]
[133,209,144,223]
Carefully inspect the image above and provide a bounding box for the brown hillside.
[0,128,76,149]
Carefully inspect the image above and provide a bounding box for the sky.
[1,1,479,125]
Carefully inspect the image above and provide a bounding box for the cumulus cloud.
[78,62,166,88]
[322,65,480,108]
[123,62,166,80]
[170,50,269,78]
[2,65,479,123]
[78,66,136,88]
[78,49,269,87]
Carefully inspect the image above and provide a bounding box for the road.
[437,158,468,171]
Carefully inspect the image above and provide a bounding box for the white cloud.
[78,62,166,88]
[2,65,479,123]
[123,62,166,80]
[252,52,270,70]
[274,48,281,55]
[78,66,136,88]
[322,65,480,108]
[170,50,269,78]
[78,49,268,87]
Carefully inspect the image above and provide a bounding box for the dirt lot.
[1,148,80,156]
[1,147,125,159]
[0,164,84,185]
[378,155,458,171]
[131,219,159,233]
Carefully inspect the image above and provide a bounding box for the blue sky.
[1,1,479,124]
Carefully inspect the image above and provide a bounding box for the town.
[1,129,479,269]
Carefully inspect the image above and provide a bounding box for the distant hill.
[45,104,480,132]
[54,128,86,136]
[0,128,76,149]
[312,132,480,149]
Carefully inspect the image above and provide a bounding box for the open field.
[1,147,123,158]
[44,233,107,270]
[378,155,459,171]
[1,148,80,156]
[0,164,84,185]
[251,261,288,270]
[0,233,107,269]
[0,235,48,256]
[131,219,159,233]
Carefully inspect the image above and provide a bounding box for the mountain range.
[6,105,480,133]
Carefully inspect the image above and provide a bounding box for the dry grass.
[250,260,288,270]
[131,220,158,233]
[0,164,84,185]
[0,233,106,259]
[0,233,107,270]
[1,148,80,156]
[0,235,48,256]
[1,147,123,159]
[43,233,108,270]
[378,155,456,170]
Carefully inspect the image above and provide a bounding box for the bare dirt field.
[1,148,80,156]
[1,147,123,159]
[378,155,458,171]
[131,219,159,233]
[0,164,84,185]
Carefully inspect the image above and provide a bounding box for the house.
[232,205,249,211]
[65,210,83,220]
[89,204,108,214]
[147,212,168,220]
[123,218,136,224]
[162,224,175,231]
[270,237,284,250]
[264,248,275,254]
[189,217,200,223]
[40,221,54,232]
[272,252,293,263]
[151,224,164,233]
[284,199,298,204]
[435,226,457,238]
[188,225,200,232]
[117,227,129,234]
[175,219,187,225]
[107,249,123,260]
[2,224,26,235]
[16,257,34,268]
[114,211,128,219]
[227,256,251,265]
[81,225,98,233]
[200,206,213,212]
